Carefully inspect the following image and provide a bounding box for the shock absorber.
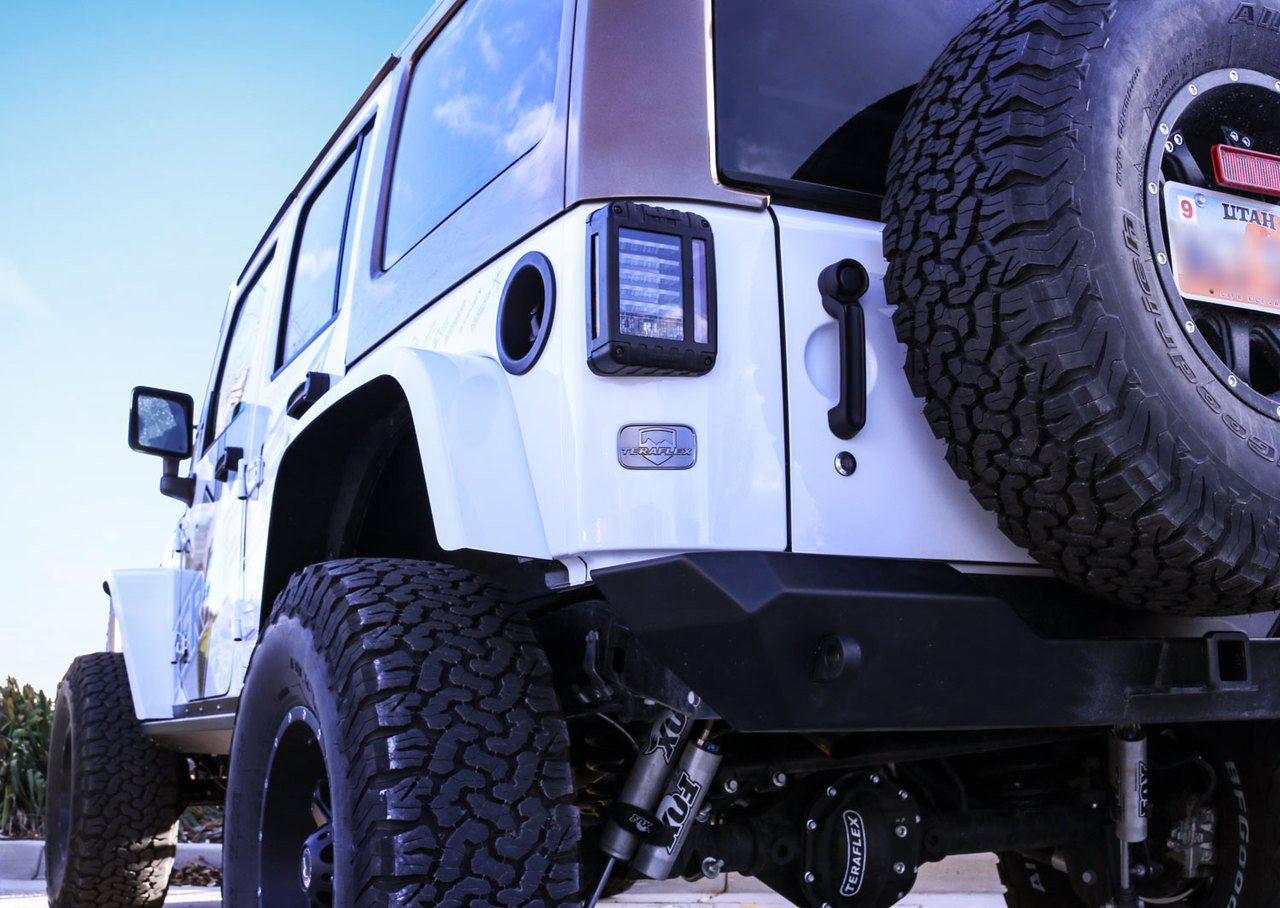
[585,709,692,908]
[631,722,723,880]
[601,709,691,860]
[1111,726,1148,908]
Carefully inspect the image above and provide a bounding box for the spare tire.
[883,0,1280,614]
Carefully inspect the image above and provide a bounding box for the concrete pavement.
[0,845,1005,906]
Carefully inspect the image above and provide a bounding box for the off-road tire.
[44,652,183,908]
[222,558,581,907]
[882,0,1280,614]
[995,725,1280,906]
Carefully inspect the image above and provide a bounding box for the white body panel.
[462,205,788,565]
[774,207,1032,565]
[279,202,789,571]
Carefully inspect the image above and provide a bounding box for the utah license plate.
[1164,181,1280,316]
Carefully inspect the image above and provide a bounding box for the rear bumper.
[593,552,1280,732]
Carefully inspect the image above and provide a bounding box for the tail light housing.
[586,202,717,376]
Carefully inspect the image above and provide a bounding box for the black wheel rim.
[1145,67,1280,417]
[260,705,333,907]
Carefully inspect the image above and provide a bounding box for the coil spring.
[571,716,636,822]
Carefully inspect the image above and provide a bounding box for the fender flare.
[292,348,552,560]
[103,568,199,720]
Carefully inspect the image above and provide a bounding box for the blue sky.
[0,3,428,694]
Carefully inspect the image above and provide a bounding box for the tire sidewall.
[1197,723,1280,907]
[1208,754,1260,907]
[44,677,75,900]
[223,616,350,907]
[1081,0,1280,492]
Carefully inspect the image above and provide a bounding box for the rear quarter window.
[382,0,562,268]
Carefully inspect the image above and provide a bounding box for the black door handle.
[214,446,243,483]
[818,259,870,440]
[286,372,333,419]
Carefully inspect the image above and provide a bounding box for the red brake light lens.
[1212,144,1280,195]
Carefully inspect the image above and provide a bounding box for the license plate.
[1164,181,1280,316]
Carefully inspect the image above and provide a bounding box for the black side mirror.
[129,386,194,459]
[129,386,196,505]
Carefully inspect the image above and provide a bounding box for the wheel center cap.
[300,845,313,890]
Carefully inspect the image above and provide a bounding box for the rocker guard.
[592,553,1280,732]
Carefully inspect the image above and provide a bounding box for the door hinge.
[238,457,266,501]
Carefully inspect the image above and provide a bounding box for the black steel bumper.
[592,552,1280,732]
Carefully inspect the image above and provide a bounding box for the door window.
[277,127,372,369]
[209,252,273,444]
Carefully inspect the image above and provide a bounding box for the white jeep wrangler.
[45,1,1280,906]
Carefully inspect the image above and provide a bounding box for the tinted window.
[383,0,562,267]
[713,0,988,203]
[279,133,367,368]
[211,253,273,442]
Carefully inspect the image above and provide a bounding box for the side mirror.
[129,386,194,459]
[129,386,196,505]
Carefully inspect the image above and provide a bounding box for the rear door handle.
[286,372,333,419]
[818,259,869,440]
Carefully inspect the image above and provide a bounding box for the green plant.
[0,676,52,837]
[178,804,224,843]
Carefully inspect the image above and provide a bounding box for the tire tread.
[265,558,579,908]
[47,652,181,908]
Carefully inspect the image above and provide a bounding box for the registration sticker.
[1164,181,1280,315]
